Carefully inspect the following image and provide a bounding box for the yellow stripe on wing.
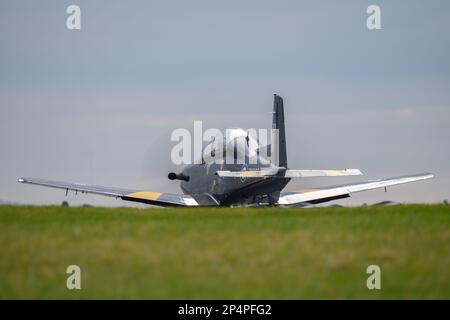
[125,192,162,201]
[323,170,346,176]
[240,171,260,178]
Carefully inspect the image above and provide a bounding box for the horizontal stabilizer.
[216,169,279,178]
[215,168,362,178]
[284,169,362,178]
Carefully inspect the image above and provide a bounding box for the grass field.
[0,204,449,299]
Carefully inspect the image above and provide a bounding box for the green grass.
[0,205,449,299]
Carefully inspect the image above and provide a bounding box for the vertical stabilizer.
[271,94,287,167]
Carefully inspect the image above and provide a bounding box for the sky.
[0,0,449,206]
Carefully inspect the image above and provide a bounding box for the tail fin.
[272,94,287,167]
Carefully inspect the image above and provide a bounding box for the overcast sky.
[1,0,449,206]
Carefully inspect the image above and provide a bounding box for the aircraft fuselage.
[179,162,290,205]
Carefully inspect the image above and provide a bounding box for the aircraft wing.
[277,173,434,206]
[17,177,206,207]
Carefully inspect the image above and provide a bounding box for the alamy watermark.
[366,265,381,290]
[64,4,381,33]
[66,5,81,30]
[170,121,276,165]
[66,265,81,290]
[367,5,381,30]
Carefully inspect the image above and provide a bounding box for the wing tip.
[347,169,363,175]
[423,172,435,179]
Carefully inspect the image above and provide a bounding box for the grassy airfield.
[0,204,449,299]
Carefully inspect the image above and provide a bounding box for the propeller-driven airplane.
[18,95,434,207]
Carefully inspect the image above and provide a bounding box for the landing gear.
[268,191,280,205]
